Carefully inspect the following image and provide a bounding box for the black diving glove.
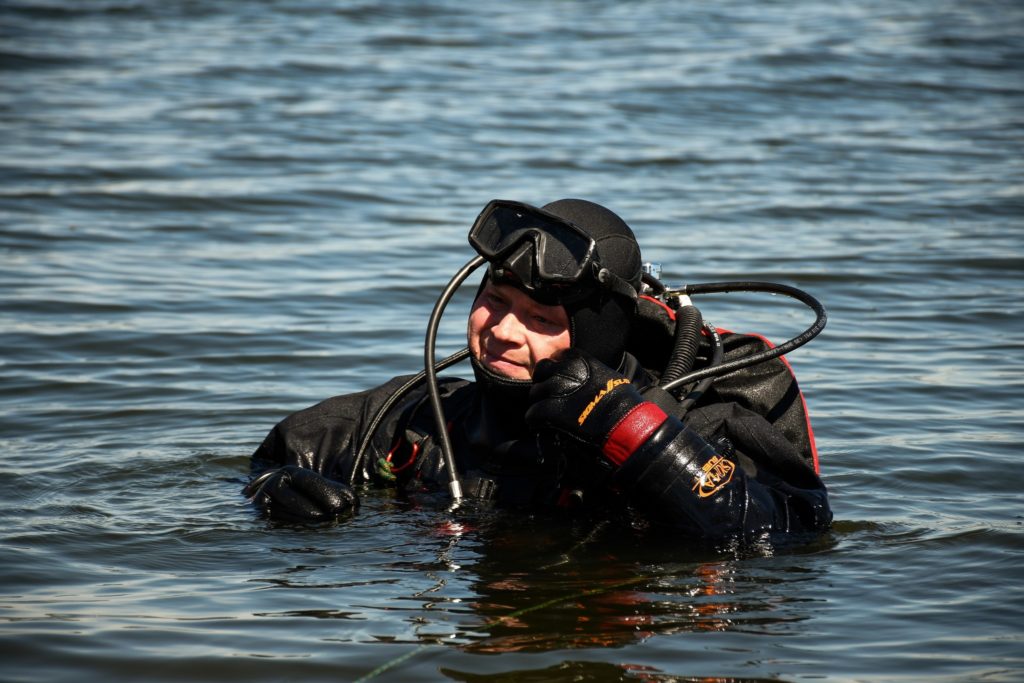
[526,349,669,466]
[243,465,358,521]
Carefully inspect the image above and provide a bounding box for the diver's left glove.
[526,348,669,466]
[243,465,358,521]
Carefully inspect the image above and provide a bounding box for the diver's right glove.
[243,465,358,521]
[525,348,669,466]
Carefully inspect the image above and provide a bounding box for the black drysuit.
[249,300,832,540]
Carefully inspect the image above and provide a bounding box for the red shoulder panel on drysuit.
[641,294,676,320]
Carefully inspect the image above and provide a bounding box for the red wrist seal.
[602,403,668,466]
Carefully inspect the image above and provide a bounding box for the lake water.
[1,1,1022,681]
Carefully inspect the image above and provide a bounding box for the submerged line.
[353,574,651,682]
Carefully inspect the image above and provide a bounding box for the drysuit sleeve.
[613,400,832,538]
[527,348,830,539]
[250,375,425,485]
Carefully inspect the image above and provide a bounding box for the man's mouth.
[480,349,529,377]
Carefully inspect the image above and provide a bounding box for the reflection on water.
[455,521,824,653]
[249,502,835,680]
[441,661,779,683]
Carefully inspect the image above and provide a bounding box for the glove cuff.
[602,402,668,466]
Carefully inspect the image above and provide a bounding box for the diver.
[243,198,832,540]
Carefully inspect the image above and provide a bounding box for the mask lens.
[469,201,595,285]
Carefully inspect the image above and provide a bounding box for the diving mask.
[468,199,638,305]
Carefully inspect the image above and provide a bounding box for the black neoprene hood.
[539,198,642,369]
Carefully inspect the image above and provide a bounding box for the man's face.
[467,279,571,380]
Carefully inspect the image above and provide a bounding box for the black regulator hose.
[660,304,703,386]
[423,255,486,506]
[659,281,827,394]
[677,321,723,413]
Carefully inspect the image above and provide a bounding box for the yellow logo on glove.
[577,378,630,425]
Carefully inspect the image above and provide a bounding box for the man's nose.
[491,311,526,342]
